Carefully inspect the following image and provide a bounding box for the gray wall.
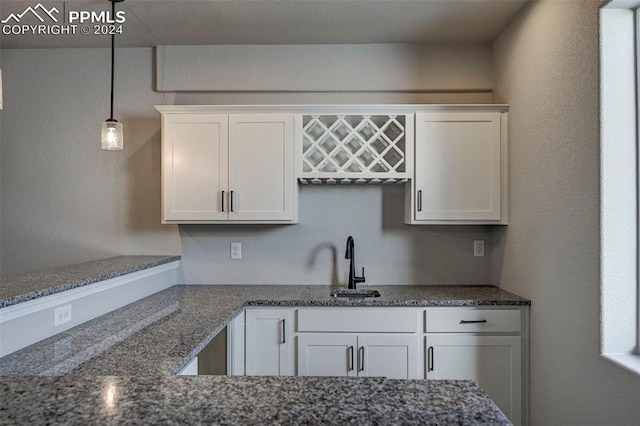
[1,44,494,285]
[1,48,180,275]
[492,1,640,424]
[156,43,492,92]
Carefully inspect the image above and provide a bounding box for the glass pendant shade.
[101,119,123,150]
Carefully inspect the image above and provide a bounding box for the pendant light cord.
[109,0,115,121]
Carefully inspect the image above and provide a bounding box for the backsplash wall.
[1,46,493,284]
[180,185,492,285]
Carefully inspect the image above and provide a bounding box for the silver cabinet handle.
[281,319,286,344]
[428,346,434,372]
[459,319,488,324]
[348,346,354,371]
[358,346,365,372]
[417,190,422,212]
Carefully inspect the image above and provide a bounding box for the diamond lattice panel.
[301,115,409,183]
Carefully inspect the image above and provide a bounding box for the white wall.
[492,1,640,424]
[1,44,494,285]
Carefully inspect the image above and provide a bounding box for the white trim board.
[155,104,510,115]
[599,6,640,377]
[156,45,493,93]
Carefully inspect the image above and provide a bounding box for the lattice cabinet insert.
[298,114,414,184]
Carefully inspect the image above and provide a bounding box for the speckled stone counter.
[0,376,510,425]
[0,284,529,376]
[0,255,181,308]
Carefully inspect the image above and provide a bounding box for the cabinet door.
[245,309,294,376]
[162,113,228,222]
[228,114,296,221]
[358,335,419,379]
[426,334,521,425]
[414,112,502,221]
[297,333,358,377]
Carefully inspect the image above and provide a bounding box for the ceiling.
[0,0,530,49]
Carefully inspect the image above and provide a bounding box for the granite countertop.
[0,284,529,376]
[0,280,524,424]
[0,376,510,425]
[0,255,181,308]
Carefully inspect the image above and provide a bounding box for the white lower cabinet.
[426,335,522,424]
[360,335,419,379]
[297,333,419,379]
[297,333,357,377]
[424,307,526,426]
[245,309,294,376]
[242,306,528,425]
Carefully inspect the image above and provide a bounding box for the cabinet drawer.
[298,308,417,333]
[425,309,521,333]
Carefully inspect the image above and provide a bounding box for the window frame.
[636,7,640,356]
[599,2,640,376]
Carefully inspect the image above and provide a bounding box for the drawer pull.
[348,346,354,371]
[281,319,286,344]
[459,319,488,324]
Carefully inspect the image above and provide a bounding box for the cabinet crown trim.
[154,104,510,114]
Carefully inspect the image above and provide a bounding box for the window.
[637,7,640,354]
[600,3,640,375]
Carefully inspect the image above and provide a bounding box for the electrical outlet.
[474,240,485,257]
[231,242,242,259]
[54,304,72,327]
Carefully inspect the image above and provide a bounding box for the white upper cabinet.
[162,113,229,222]
[158,104,508,225]
[158,107,298,224]
[406,110,508,224]
[228,115,296,221]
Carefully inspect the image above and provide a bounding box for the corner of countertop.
[0,255,182,309]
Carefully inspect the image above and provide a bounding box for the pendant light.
[101,0,124,150]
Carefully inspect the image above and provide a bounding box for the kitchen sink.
[330,289,381,298]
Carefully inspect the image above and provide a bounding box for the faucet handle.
[355,267,366,283]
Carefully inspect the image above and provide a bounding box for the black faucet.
[345,236,366,289]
